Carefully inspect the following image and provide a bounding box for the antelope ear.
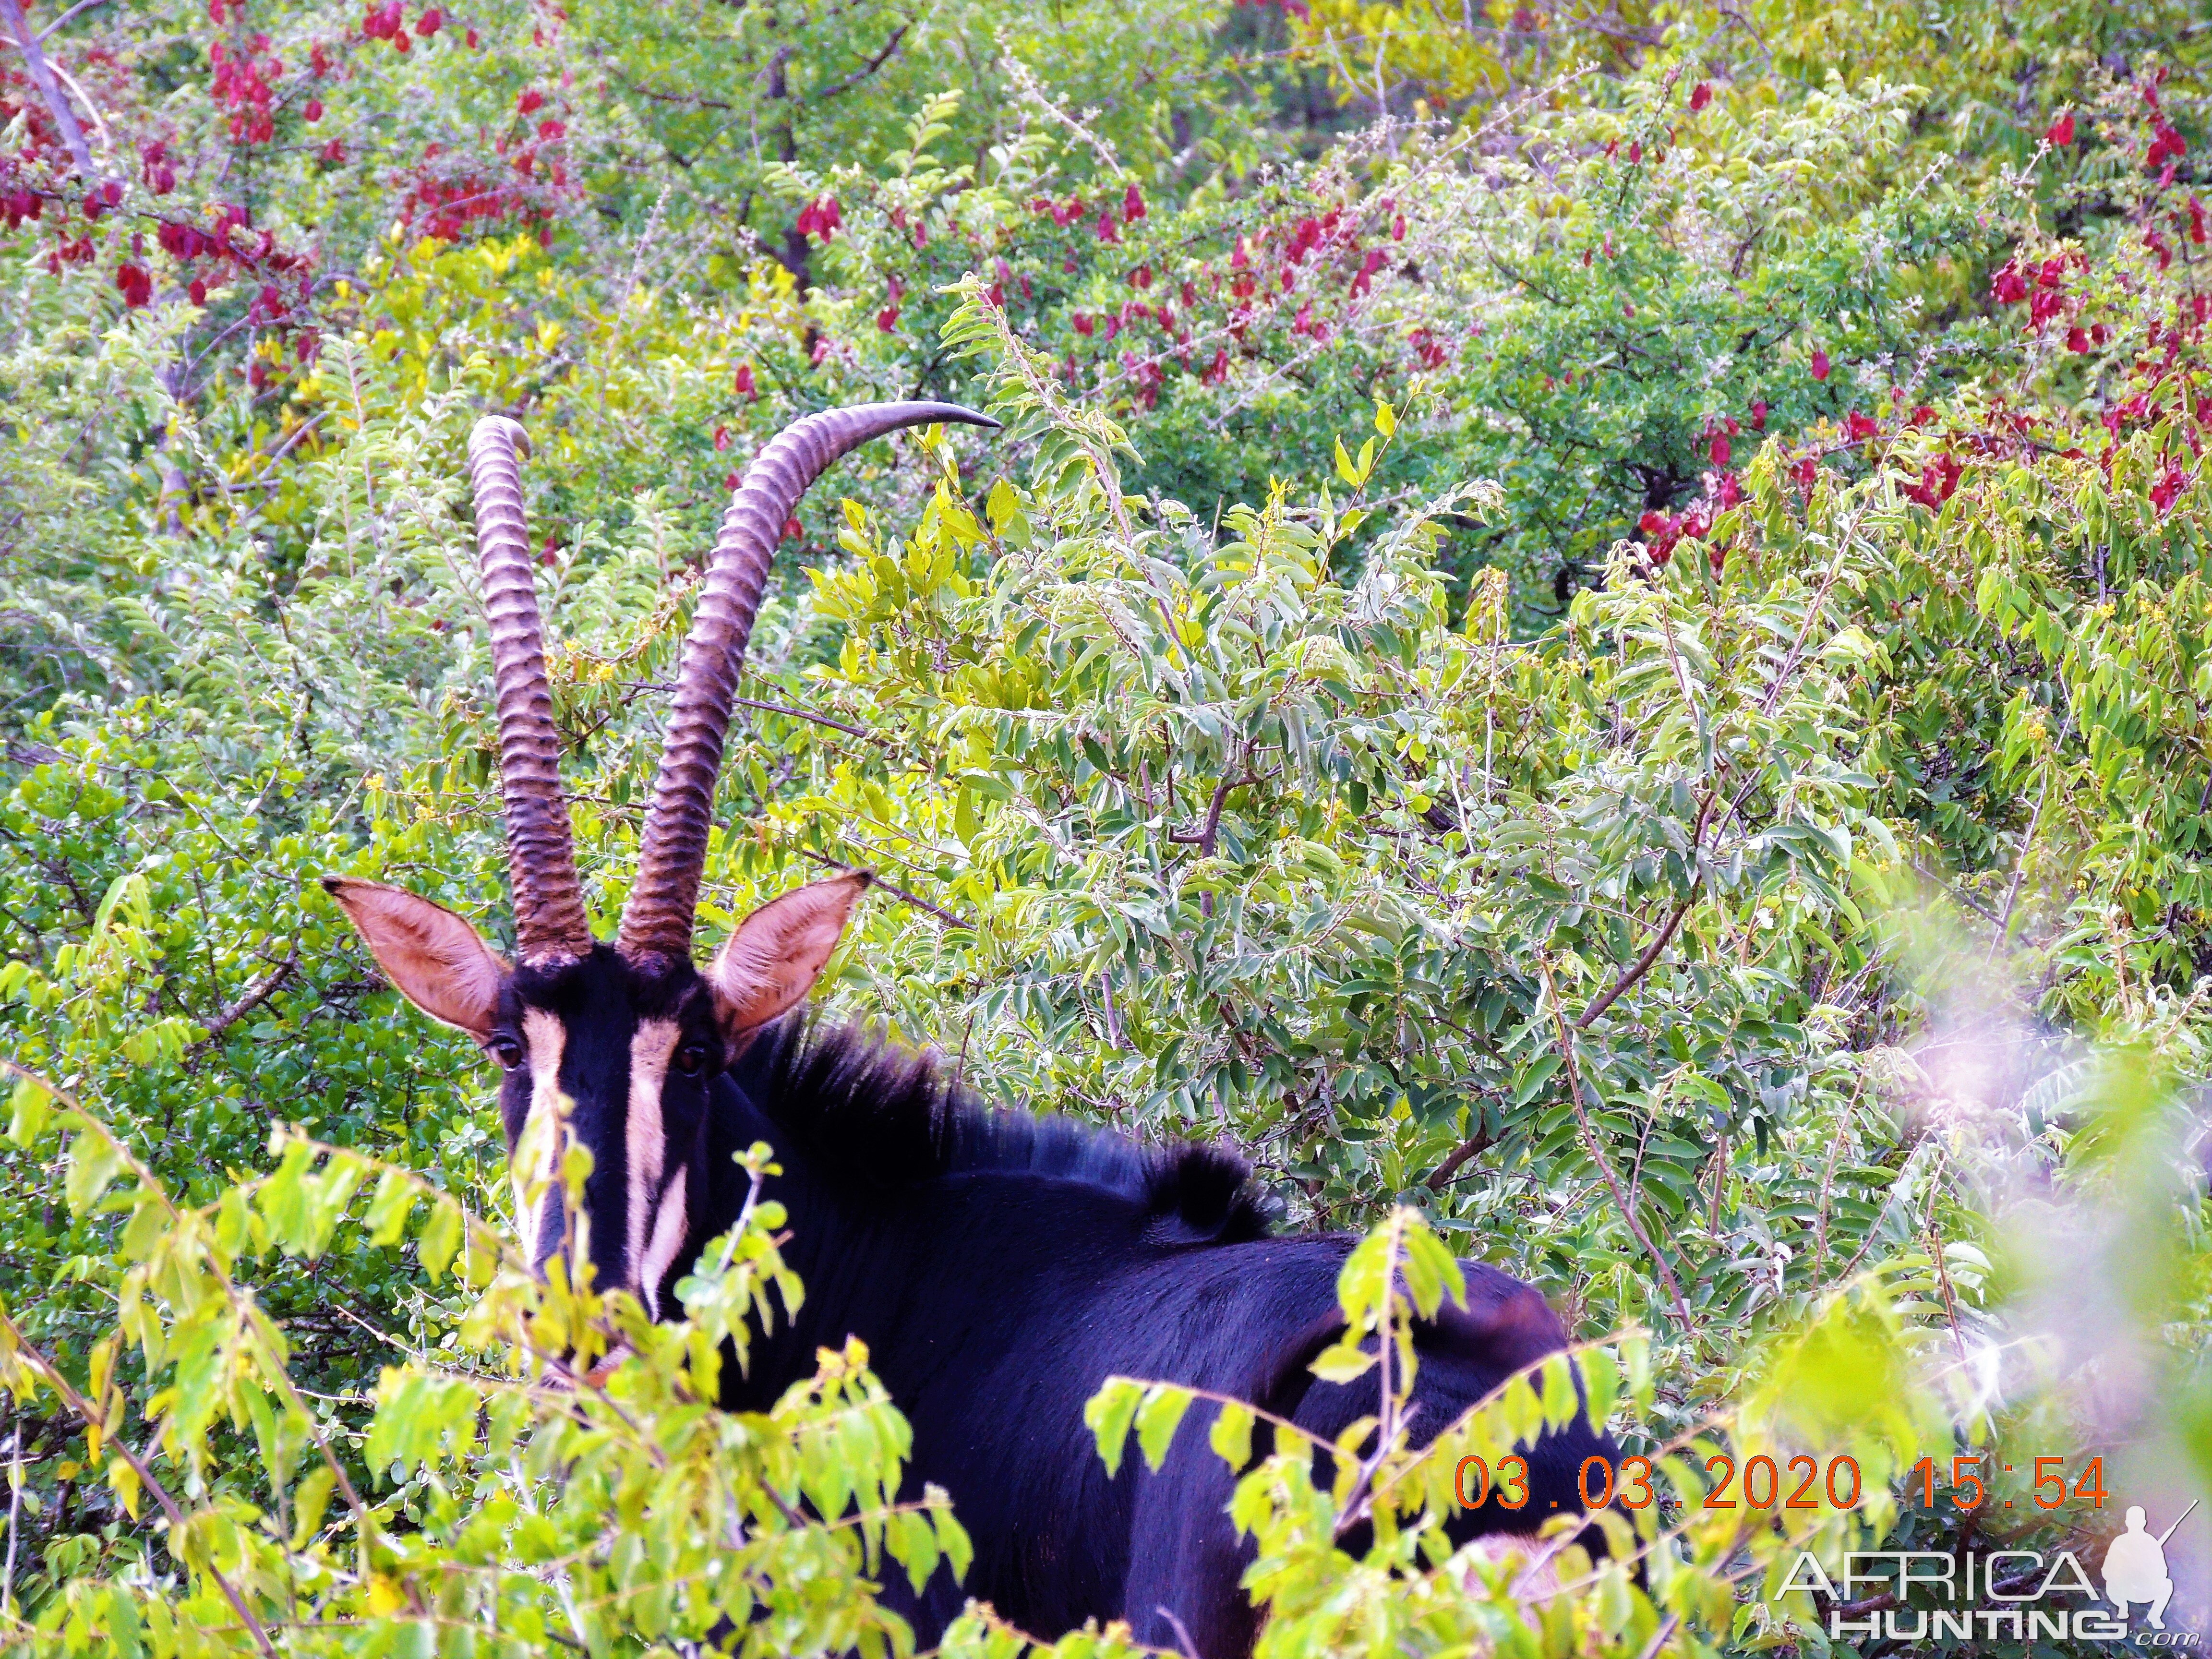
[321,877,506,1038]
[705,872,871,1045]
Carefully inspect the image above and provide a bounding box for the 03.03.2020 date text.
[1453,1453,2109,1514]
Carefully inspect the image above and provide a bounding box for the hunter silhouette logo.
[1776,1491,2203,1645]
[2106,1501,2197,1629]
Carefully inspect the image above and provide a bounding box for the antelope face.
[321,403,991,1314]
[323,871,868,1304]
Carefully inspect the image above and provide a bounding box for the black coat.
[660,1021,1617,1657]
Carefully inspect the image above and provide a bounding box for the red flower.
[1627,140,1642,164]
[1122,182,1145,222]
[304,98,324,122]
[2151,459,2188,514]
[311,44,331,75]
[1095,211,1119,243]
[712,424,731,452]
[877,306,900,332]
[465,25,478,46]
[794,196,842,241]
[1689,81,1711,111]
[1638,509,1678,565]
[733,362,757,398]
[1904,453,1962,509]
[1749,399,1768,431]
[1715,471,1744,509]
[1991,262,2027,304]
[2067,325,2089,352]
[1809,348,1830,381]
[517,89,545,115]
[1391,213,1405,241]
[2189,197,2207,245]
[320,138,346,162]
[1074,313,1094,337]
[415,6,440,33]
[115,264,153,307]
[2046,111,2074,146]
[188,276,207,305]
[1792,456,1819,491]
[538,119,565,140]
[1708,431,1731,467]
[1845,410,1879,441]
[781,516,803,543]
[1910,404,1936,426]
[723,472,740,493]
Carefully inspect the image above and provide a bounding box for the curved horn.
[468,416,595,965]
[616,401,999,965]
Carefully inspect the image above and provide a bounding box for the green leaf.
[419,1198,462,1281]
[65,1131,127,1215]
[1309,1340,1377,1384]
[1084,1378,1144,1478]
[1135,1385,1194,1471]
[1209,1401,1254,1471]
[290,1465,337,1549]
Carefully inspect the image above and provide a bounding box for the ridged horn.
[468,416,595,966]
[616,401,1000,965]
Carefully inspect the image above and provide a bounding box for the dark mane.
[745,1016,1279,1244]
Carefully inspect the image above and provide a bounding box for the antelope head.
[324,404,997,1306]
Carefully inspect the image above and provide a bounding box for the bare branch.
[732,693,870,740]
[1576,898,1693,1029]
[0,0,96,177]
[1424,1124,1496,1190]
[792,845,972,929]
[1541,961,1695,1334]
[0,1311,278,1657]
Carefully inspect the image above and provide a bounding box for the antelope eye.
[674,1043,709,1078]
[489,1038,524,1070]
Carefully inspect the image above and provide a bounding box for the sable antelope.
[324,406,1620,1657]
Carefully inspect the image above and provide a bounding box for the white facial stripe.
[515,1008,568,1262]
[637,1167,689,1319]
[625,1020,679,1290]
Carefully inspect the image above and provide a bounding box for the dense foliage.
[2,0,2209,1653]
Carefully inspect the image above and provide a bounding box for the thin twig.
[732,693,871,740]
[791,845,972,928]
[33,0,107,39]
[192,952,299,1051]
[2,1423,18,1617]
[1541,961,1695,1333]
[1635,1612,1681,1659]
[1986,708,2074,960]
[1424,1124,1497,1190]
[0,1311,277,1657]
[1909,858,2002,926]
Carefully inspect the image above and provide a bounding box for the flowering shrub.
[3,0,2211,1652]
